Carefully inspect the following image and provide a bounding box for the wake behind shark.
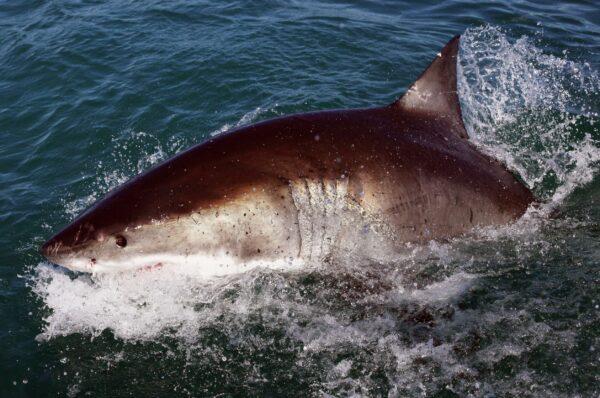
[41,36,534,273]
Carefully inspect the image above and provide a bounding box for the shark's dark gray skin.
[41,36,534,273]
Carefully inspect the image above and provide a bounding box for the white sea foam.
[32,258,305,342]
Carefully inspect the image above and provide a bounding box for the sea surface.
[1,1,599,397]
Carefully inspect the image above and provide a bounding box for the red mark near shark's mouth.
[139,262,164,272]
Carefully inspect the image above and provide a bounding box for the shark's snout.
[40,221,98,262]
[40,234,78,264]
[40,238,60,258]
[40,223,107,273]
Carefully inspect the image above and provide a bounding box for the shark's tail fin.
[392,35,468,139]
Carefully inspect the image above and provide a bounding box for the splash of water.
[210,106,275,137]
[61,131,184,218]
[458,25,600,207]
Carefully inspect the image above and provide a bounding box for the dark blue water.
[1,1,599,397]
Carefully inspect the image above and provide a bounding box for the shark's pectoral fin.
[393,35,468,139]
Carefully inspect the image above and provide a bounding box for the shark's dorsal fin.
[393,35,468,139]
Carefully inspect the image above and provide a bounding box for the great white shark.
[41,36,534,273]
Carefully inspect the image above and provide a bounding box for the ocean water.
[1,0,599,397]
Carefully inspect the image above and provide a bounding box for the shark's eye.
[115,235,127,248]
